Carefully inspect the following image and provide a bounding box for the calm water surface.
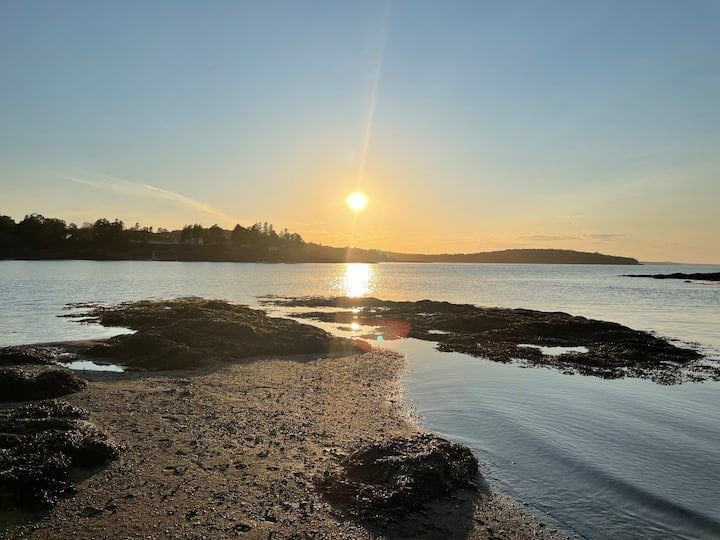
[1,260,719,539]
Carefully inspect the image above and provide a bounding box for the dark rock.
[317,434,478,518]
[623,272,720,282]
[88,333,202,371]
[0,367,86,402]
[0,346,58,366]
[75,298,361,371]
[270,297,713,384]
[0,401,119,509]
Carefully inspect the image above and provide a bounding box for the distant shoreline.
[624,271,720,282]
[0,215,639,264]
[0,253,640,265]
[0,214,639,265]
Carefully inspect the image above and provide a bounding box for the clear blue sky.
[1,0,719,262]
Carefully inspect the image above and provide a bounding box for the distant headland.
[380,248,638,265]
[0,213,639,265]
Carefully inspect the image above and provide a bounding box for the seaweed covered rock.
[269,296,714,383]
[0,366,86,402]
[0,346,58,366]
[76,298,361,370]
[318,434,478,518]
[0,401,119,509]
[88,332,202,371]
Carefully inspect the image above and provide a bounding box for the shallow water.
[518,344,590,356]
[394,339,720,540]
[58,360,125,372]
[1,260,719,538]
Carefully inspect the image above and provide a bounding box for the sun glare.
[341,263,373,297]
[346,191,367,212]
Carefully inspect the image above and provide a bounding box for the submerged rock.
[74,298,361,370]
[318,434,478,518]
[0,366,86,402]
[0,401,119,509]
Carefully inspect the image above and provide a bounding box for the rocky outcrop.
[0,346,58,366]
[269,297,715,384]
[71,298,362,370]
[0,352,116,518]
[318,434,478,519]
[88,333,202,371]
[0,366,86,402]
[0,401,119,509]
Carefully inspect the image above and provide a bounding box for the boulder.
[0,401,119,509]
[318,434,478,518]
[0,346,57,366]
[0,367,86,402]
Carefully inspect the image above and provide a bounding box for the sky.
[1,0,719,263]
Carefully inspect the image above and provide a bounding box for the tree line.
[0,213,308,260]
[0,212,633,264]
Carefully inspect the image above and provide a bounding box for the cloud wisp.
[59,172,240,226]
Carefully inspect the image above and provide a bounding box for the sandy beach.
[4,349,566,539]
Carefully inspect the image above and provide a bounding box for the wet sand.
[7,350,568,539]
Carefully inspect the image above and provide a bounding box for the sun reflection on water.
[341,263,374,297]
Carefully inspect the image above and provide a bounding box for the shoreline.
[2,347,568,539]
[5,293,715,537]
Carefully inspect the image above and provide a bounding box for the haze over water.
[1,260,719,538]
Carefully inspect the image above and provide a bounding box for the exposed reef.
[267,297,716,384]
[318,434,478,520]
[623,272,720,282]
[65,298,362,370]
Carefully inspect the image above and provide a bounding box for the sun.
[346,191,367,212]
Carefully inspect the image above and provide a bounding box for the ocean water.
[1,260,719,538]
